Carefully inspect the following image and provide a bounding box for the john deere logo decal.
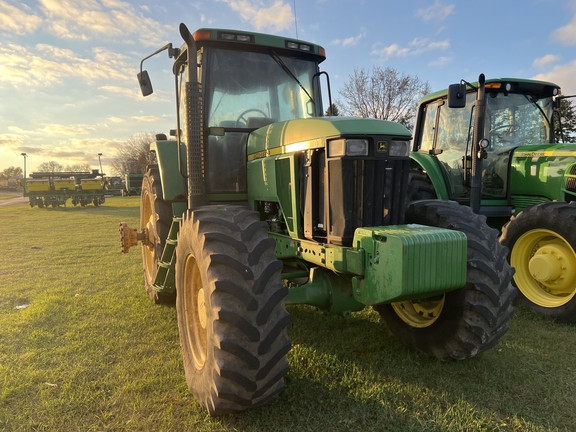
[377,141,388,153]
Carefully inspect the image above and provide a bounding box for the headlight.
[328,139,369,157]
[389,140,410,157]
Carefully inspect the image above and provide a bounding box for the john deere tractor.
[410,74,576,323]
[119,25,514,415]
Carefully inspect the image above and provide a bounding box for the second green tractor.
[410,74,576,322]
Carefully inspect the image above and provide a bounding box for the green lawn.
[1,197,575,431]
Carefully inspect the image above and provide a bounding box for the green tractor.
[122,173,144,196]
[410,74,576,322]
[119,25,515,415]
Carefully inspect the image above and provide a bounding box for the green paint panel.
[247,117,411,156]
[419,77,560,105]
[510,144,576,205]
[410,153,450,200]
[352,225,467,305]
[195,28,325,58]
[151,140,187,201]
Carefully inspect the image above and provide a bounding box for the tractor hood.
[246,117,412,158]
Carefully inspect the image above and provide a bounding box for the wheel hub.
[528,243,576,294]
[512,229,576,306]
[391,296,445,328]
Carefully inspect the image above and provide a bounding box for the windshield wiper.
[524,95,551,127]
[271,51,315,106]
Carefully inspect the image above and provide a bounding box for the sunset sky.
[1,0,575,175]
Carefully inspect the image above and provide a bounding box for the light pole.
[21,152,27,191]
[97,153,103,175]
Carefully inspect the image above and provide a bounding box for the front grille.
[326,158,409,246]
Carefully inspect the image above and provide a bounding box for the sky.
[1,0,576,175]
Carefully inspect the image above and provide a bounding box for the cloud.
[0,43,132,89]
[130,115,163,122]
[331,30,367,48]
[219,0,294,32]
[415,0,455,21]
[371,37,450,60]
[38,0,168,47]
[0,2,43,35]
[0,133,26,147]
[428,56,453,67]
[550,3,576,46]
[38,124,93,135]
[532,59,576,95]
[532,54,560,69]
[99,85,142,100]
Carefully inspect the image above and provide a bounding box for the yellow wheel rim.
[511,229,576,308]
[391,296,445,328]
[183,254,207,370]
[141,190,155,281]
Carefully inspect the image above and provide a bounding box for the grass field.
[1,196,575,431]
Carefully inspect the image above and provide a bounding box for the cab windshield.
[205,48,319,129]
[199,47,320,194]
[418,90,554,200]
[486,92,554,152]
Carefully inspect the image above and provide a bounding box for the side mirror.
[448,83,466,108]
[137,70,153,97]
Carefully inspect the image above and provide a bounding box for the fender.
[410,152,450,200]
[150,140,188,201]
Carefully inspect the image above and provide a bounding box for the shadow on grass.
[221,304,575,431]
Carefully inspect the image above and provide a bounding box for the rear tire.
[140,166,175,303]
[375,200,515,360]
[500,201,576,323]
[407,169,437,201]
[175,205,291,415]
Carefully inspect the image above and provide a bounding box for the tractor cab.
[201,42,321,193]
[141,28,326,198]
[413,78,559,210]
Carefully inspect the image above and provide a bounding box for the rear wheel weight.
[140,166,175,303]
[500,201,576,322]
[375,200,515,360]
[175,205,291,416]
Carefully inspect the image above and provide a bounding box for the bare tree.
[338,66,431,129]
[36,161,65,172]
[110,132,158,176]
[1,166,23,179]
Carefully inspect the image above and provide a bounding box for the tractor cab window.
[420,89,554,202]
[203,48,318,193]
[482,92,554,197]
[486,92,553,150]
[419,93,475,199]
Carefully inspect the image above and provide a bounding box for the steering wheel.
[489,124,521,144]
[489,124,520,134]
[236,109,268,127]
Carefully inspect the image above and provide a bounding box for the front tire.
[375,200,515,360]
[140,166,174,303]
[175,205,291,415]
[500,201,576,323]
